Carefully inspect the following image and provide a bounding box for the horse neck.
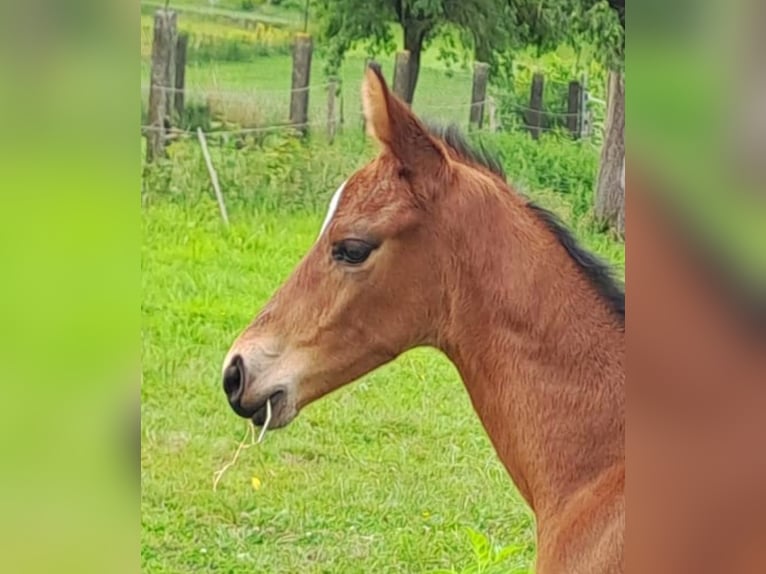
[436,184,625,519]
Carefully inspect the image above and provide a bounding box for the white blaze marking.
[317,180,346,240]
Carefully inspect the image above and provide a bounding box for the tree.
[315,0,575,104]
[576,0,624,236]
[594,71,625,236]
[315,0,626,235]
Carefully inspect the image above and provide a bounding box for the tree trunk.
[473,32,492,67]
[595,70,625,237]
[402,23,426,105]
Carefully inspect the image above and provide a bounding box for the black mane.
[526,203,625,322]
[426,122,506,180]
[426,122,625,324]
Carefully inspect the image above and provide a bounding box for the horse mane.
[427,122,507,180]
[426,122,625,324]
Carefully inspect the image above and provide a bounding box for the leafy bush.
[142,123,599,219]
[187,19,292,62]
[178,101,213,132]
[141,122,620,270]
[140,14,292,63]
[432,527,534,574]
[141,130,373,215]
[188,26,292,62]
[472,129,598,218]
[489,48,608,140]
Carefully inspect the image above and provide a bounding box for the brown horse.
[222,65,625,573]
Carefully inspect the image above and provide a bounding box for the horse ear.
[361,64,449,172]
[361,63,393,145]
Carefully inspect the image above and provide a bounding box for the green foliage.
[315,0,503,76]
[179,101,213,131]
[186,20,294,62]
[485,45,609,149]
[474,130,598,219]
[315,0,397,75]
[571,0,624,71]
[140,14,294,63]
[142,131,373,214]
[314,0,623,90]
[432,527,535,574]
[141,122,619,263]
[189,35,290,61]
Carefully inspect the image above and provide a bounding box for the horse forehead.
[316,175,383,235]
[346,168,402,206]
[317,163,405,239]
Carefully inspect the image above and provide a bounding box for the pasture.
[141,3,623,572]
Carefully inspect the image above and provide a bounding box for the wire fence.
[140,7,622,235]
[141,79,602,142]
[141,8,608,160]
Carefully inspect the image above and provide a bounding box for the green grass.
[140,7,608,132]
[140,20,477,129]
[141,0,303,27]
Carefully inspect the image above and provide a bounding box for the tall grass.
[141,13,293,63]
[142,126,623,278]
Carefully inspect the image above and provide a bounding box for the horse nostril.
[223,355,245,405]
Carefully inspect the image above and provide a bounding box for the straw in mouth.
[212,398,272,492]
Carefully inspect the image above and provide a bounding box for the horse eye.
[332,239,375,265]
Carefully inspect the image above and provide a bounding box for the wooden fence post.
[161,16,177,121]
[147,9,177,162]
[526,73,544,140]
[392,50,411,104]
[469,62,490,129]
[567,81,582,139]
[326,77,338,143]
[487,96,498,133]
[290,33,313,135]
[174,33,188,123]
[580,72,590,138]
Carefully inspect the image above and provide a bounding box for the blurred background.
[0,0,763,572]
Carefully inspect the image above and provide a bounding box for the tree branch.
[394,0,403,22]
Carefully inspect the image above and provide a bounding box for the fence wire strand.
[142,77,602,143]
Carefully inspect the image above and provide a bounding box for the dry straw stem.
[212,399,271,491]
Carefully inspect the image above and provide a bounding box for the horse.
[221,64,625,573]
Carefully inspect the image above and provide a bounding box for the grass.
[141,0,303,27]
[140,11,477,128]
[139,6,608,132]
